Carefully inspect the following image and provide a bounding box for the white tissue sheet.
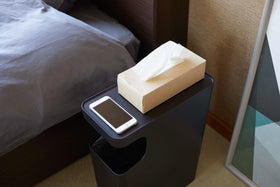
[132,41,189,81]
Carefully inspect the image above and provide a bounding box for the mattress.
[68,1,140,61]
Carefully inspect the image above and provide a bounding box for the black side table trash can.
[82,74,214,187]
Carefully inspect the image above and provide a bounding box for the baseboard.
[207,112,233,141]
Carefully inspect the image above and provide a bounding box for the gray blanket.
[0,0,135,156]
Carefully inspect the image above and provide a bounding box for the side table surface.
[81,74,213,148]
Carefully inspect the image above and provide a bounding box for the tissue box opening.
[117,42,206,113]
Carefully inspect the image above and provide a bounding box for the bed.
[0,0,189,186]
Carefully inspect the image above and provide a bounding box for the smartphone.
[89,96,137,134]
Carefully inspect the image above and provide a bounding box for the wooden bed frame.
[0,0,189,186]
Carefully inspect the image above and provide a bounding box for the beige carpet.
[36,125,246,187]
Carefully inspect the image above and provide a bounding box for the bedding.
[68,0,140,61]
[0,0,135,156]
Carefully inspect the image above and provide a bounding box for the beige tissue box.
[117,44,206,114]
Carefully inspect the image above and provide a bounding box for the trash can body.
[83,74,214,187]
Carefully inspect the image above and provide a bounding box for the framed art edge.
[225,164,258,187]
[225,0,275,185]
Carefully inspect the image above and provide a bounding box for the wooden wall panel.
[154,0,189,46]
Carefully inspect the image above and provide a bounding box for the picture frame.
[225,0,280,186]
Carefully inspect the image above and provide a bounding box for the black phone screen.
[93,99,132,128]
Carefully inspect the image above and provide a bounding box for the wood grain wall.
[187,0,265,128]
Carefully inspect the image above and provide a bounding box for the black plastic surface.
[90,137,146,175]
[83,74,214,187]
[82,74,214,148]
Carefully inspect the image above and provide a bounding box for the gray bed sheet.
[68,0,140,61]
[0,0,135,156]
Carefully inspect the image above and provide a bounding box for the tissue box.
[117,45,206,114]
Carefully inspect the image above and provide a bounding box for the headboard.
[94,0,189,59]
